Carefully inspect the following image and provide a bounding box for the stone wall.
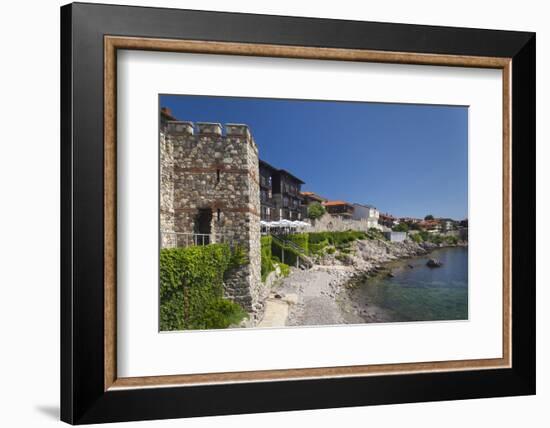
[309,213,384,233]
[160,121,264,314]
[160,130,176,247]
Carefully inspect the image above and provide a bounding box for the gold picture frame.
[103,36,512,391]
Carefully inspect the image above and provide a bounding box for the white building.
[352,203,380,229]
[383,231,407,242]
[441,219,455,232]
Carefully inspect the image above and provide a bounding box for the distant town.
[259,156,467,241]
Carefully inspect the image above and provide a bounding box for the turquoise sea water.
[353,246,469,322]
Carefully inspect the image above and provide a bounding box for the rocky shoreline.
[264,238,467,326]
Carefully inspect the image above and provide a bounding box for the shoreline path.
[257,266,363,328]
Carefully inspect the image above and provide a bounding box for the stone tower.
[160,121,263,313]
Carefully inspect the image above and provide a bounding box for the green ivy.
[160,244,247,331]
[229,244,249,269]
[271,238,301,266]
[285,233,309,254]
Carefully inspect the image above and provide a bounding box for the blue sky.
[160,95,468,220]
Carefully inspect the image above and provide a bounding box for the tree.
[424,214,434,220]
[393,222,409,232]
[307,202,326,220]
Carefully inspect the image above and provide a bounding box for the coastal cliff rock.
[318,238,427,274]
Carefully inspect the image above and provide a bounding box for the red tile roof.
[419,220,441,228]
[323,200,352,207]
[301,191,326,201]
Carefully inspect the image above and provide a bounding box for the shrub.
[160,244,247,331]
[431,234,444,245]
[308,232,329,244]
[419,231,431,242]
[307,202,326,220]
[261,236,275,282]
[307,231,367,254]
[445,235,459,245]
[309,240,329,255]
[201,299,248,329]
[306,232,330,254]
[409,233,423,243]
[286,233,309,254]
[335,253,350,263]
[332,230,366,244]
[352,230,368,240]
[308,231,350,245]
[366,228,385,240]
[339,245,353,254]
[278,262,291,277]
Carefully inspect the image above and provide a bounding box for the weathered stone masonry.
[160,121,264,314]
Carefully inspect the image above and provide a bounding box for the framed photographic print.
[61,2,535,424]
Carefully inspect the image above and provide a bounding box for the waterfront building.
[259,160,305,221]
[352,203,380,229]
[439,218,456,232]
[259,160,276,221]
[271,168,305,221]
[399,216,422,224]
[379,213,398,228]
[301,191,327,206]
[419,219,442,233]
[323,200,354,219]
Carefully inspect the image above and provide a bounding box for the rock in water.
[426,259,443,268]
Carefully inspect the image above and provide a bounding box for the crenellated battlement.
[196,122,222,136]
[165,121,194,135]
[225,124,251,139]
[164,120,253,141]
